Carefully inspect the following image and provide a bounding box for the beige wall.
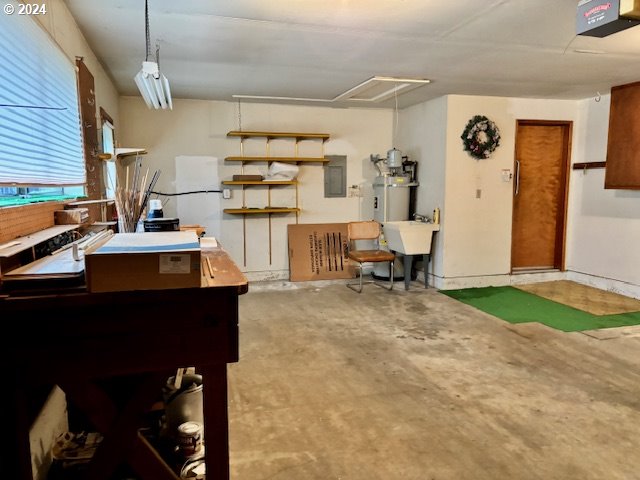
[567,95,640,297]
[120,92,640,295]
[443,95,580,282]
[399,93,640,296]
[397,96,448,278]
[118,97,393,277]
[399,94,584,288]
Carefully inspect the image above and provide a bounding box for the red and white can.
[177,421,203,458]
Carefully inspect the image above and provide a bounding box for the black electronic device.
[143,218,180,232]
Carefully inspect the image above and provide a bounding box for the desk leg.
[62,378,178,480]
[85,373,167,480]
[201,364,230,480]
[4,385,33,480]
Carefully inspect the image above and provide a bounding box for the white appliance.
[370,149,419,279]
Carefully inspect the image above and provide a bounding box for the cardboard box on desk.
[84,231,201,292]
[288,223,354,281]
[55,208,89,225]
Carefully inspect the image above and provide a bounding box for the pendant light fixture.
[134,0,172,110]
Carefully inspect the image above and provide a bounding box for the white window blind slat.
[0,1,85,186]
[0,109,83,155]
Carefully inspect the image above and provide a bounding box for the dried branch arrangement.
[112,155,160,233]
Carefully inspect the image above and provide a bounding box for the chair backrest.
[348,221,381,241]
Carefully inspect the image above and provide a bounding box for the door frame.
[511,119,573,272]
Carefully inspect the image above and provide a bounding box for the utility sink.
[383,221,440,255]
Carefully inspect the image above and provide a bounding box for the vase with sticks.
[111,154,160,233]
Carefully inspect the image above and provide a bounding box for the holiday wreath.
[461,115,501,159]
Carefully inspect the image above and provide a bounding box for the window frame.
[0,2,86,207]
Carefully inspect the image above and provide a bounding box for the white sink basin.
[383,221,440,255]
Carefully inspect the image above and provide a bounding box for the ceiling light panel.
[334,76,431,102]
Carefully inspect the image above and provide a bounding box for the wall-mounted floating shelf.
[66,198,115,224]
[115,148,147,159]
[224,156,329,163]
[223,207,301,215]
[225,130,330,163]
[221,180,298,186]
[572,162,606,170]
[226,131,330,141]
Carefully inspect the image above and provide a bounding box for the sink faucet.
[413,213,429,223]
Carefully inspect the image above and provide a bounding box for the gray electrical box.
[324,155,347,198]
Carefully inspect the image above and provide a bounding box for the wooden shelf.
[222,180,297,186]
[225,156,328,163]
[115,148,147,159]
[227,131,330,141]
[225,130,322,266]
[0,225,80,258]
[223,208,300,215]
[66,198,115,206]
[92,221,118,226]
[572,162,606,170]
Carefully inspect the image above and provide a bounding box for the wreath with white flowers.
[461,115,501,160]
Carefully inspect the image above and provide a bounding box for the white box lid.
[93,231,200,255]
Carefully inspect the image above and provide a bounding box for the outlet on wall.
[223,188,231,199]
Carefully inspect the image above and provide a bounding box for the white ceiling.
[63,0,640,109]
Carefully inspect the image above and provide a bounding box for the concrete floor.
[228,280,640,480]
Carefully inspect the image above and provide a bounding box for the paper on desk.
[94,231,200,254]
[0,241,20,251]
[200,237,218,248]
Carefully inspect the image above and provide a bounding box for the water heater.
[373,175,414,223]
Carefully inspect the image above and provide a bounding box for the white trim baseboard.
[418,271,567,290]
[417,269,640,299]
[251,268,640,299]
[245,270,289,282]
[566,271,640,300]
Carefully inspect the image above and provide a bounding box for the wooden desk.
[0,245,248,480]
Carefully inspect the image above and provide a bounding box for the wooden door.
[511,121,571,271]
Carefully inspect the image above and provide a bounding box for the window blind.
[0,2,85,186]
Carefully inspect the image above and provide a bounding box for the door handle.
[515,160,521,196]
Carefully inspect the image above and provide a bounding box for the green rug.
[440,286,640,332]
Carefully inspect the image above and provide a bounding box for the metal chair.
[346,220,395,293]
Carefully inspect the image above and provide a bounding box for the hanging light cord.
[145,0,151,61]
[151,189,223,196]
[393,84,399,146]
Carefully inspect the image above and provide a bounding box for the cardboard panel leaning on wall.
[288,223,354,281]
